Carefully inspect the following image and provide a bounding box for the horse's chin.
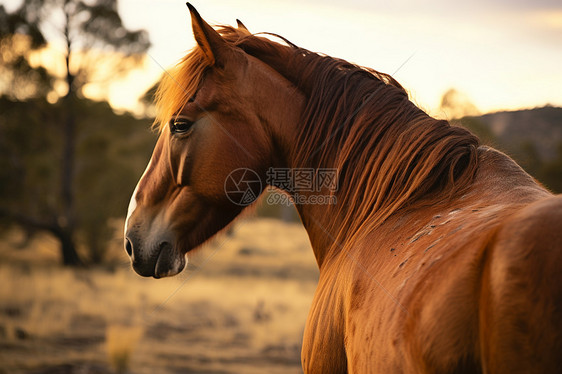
[153,247,186,279]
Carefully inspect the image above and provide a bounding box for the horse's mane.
[155,26,480,249]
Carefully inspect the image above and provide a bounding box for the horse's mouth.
[132,242,186,279]
[154,242,186,278]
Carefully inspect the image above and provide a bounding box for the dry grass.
[106,325,144,373]
[0,218,318,374]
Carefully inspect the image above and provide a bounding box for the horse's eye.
[170,118,194,134]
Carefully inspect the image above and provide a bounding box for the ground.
[0,218,318,374]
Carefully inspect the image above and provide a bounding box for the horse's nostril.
[125,238,133,257]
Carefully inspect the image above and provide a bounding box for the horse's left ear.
[236,19,250,34]
[186,3,228,67]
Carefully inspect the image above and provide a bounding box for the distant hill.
[454,105,562,193]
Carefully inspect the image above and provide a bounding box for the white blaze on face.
[124,157,153,237]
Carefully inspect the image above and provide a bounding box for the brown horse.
[124,4,562,373]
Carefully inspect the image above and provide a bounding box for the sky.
[5,0,562,116]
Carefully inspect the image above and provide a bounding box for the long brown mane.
[155,26,480,250]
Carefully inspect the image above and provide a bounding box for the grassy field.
[0,218,318,374]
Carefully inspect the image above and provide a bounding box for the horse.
[124,4,562,373]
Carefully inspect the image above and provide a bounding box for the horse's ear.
[186,3,227,67]
[236,19,250,34]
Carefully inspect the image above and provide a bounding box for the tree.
[440,88,479,120]
[0,4,52,99]
[0,0,150,265]
[0,97,157,263]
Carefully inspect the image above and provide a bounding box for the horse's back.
[343,150,561,373]
[480,194,562,373]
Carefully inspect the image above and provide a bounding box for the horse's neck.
[296,150,531,268]
[294,202,340,267]
[264,106,343,267]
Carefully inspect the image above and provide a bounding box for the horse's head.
[124,5,301,278]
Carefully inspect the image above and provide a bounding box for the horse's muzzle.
[124,234,186,278]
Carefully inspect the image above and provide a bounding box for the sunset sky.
[6,0,562,116]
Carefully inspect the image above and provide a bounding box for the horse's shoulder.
[476,195,562,370]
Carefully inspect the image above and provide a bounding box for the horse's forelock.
[152,25,259,133]
[154,46,211,133]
